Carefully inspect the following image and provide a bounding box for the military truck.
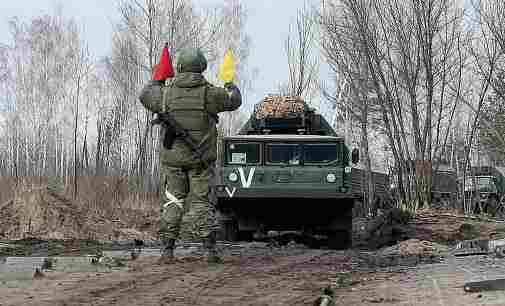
[431,164,458,208]
[350,167,393,215]
[459,166,505,214]
[214,96,360,249]
[389,161,458,209]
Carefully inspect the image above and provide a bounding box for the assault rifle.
[151,112,209,168]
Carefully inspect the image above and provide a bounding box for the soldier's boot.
[157,238,176,264]
[203,232,223,264]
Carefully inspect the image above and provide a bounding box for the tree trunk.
[73,74,81,199]
[360,102,374,215]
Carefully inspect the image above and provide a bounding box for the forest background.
[2,0,505,218]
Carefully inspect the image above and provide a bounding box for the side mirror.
[351,148,359,164]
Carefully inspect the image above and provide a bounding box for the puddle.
[0,247,200,282]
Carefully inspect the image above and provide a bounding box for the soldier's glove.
[224,82,236,89]
[224,82,241,99]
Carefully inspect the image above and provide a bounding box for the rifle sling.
[160,112,208,167]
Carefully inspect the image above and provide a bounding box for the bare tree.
[0,1,253,213]
[72,46,92,198]
[211,0,252,138]
[319,0,467,213]
[319,3,379,215]
[284,5,318,99]
[455,0,505,214]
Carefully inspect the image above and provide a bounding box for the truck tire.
[488,197,498,216]
[327,208,352,249]
[328,229,352,250]
[496,245,505,258]
[218,219,239,242]
[238,230,254,242]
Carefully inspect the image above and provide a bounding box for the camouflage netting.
[254,95,306,120]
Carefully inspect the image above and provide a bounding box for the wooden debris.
[130,239,143,260]
[130,250,140,260]
[33,268,45,279]
[313,287,334,306]
[41,257,56,270]
[464,278,505,292]
[454,238,505,256]
[134,239,144,248]
[98,256,126,268]
[454,251,489,257]
[363,297,400,303]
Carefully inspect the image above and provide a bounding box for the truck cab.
[216,135,352,197]
[459,166,505,214]
[214,96,358,248]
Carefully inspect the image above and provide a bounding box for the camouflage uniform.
[139,48,241,263]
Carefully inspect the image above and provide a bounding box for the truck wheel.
[496,245,505,258]
[495,202,505,219]
[238,230,254,242]
[327,230,352,250]
[218,219,239,242]
[488,198,498,216]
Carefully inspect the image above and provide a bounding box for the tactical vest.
[163,85,216,152]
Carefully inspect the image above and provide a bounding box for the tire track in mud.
[47,259,212,306]
[108,250,333,306]
[33,249,338,306]
[156,249,337,306]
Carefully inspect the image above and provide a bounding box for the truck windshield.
[266,144,301,165]
[227,143,260,164]
[304,143,338,164]
[477,177,492,186]
[464,176,497,192]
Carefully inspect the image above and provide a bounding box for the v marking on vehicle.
[238,167,255,188]
[225,186,237,198]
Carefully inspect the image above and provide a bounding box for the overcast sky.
[0,0,324,110]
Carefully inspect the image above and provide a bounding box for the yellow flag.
[218,49,236,83]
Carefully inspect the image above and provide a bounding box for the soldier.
[139,48,242,264]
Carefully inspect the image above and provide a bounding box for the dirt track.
[0,243,503,306]
[1,247,341,306]
[4,211,505,305]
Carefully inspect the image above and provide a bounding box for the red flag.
[152,43,175,81]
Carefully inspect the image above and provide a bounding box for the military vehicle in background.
[350,167,393,215]
[431,164,458,208]
[460,166,505,214]
[214,95,389,249]
[389,160,458,208]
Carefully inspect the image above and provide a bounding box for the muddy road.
[2,241,505,306]
[4,211,505,305]
[1,244,342,306]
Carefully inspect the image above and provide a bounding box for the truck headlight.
[344,166,352,174]
[326,173,336,183]
[228,172,238,182]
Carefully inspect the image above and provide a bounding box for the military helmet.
[176,48,208,73]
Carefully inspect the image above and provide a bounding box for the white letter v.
[238,167,255,188]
